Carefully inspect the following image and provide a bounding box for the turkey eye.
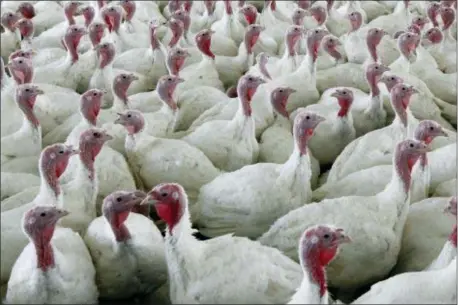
[305,115,310,120]
[429,126,434,131]
[168,77,173,81]
[95,24,100,27]
[127,114,132,118]
[18,60,23,64]
[323,233,330,239]
[40,212,46,217]
[279,89,283,93]
[248,77,253,81]
[59,150,64,154]
[409,143,414,148]
[390,77,395,80]
[122,75,127,79]
[116,197,122,202]
[402,87,406,91]
[25,88,30,92]
[93,132,100,137]
[93,92,97,96]
[342,91,347,95]
[375,66,379,70]
[315,30,319,33]
[161,192,168,197]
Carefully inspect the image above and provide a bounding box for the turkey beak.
[316,114,326,123]
[411,87,420,94]
[439,128,449,138]
[67,145,80,155]
[176,77,185,83]
[56,208,70,219]
[139,193,157,206]
[336,228,352,244]
[102,131,113,141]
[130,74,139,81]
[114,113,123,125]
[35,88,44,95]
[330,91,339,98]
[30,49,37,55]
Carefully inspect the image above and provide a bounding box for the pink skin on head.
[265,0,276,11]
[394,139,429,194]
[119,0,136,22]
[204,0,216,16]
[297,0,312,10]
[81,6,95,28]
[168,19,184,48]
[146,183,186,234]
[241,4,257,25]
[182,0,192,12]
[414,120,447,167]
[299,225,351,298]
[224,0,233,15]
[156,75,185,111]
[424,27,443,44]
[195,29,215,59]
[102,191,140,242]
[245,25,264,54]
[236,75,265,116]
[411,16,428,30]
[293,111,325,155]
[15,84,43,128]
[88,22,106,48]
[166,47,190,76]
[379,73,403,93]
[80,89,104,126]
[407,24,421,36]
[286,25,305,56]
[1,12,20,32]
[366,28,386,62]
[270,87,296,118]
[63,2,81,25]
[440,6,455,31]
[391,83,419,127]
[322,35,342,61]
[331,88,353,117]
[365,63,389,97]
[23,206,69,272]
[113,73,139,105]
[168,0,181,14]
[114,110,145,135]
[257,52,271,80]
[427,2,441,27]
[95,42,116,69]
[78,128,112,180]
[307,29,329,62]
[16,18,34,39]
[441,0,456,7]
[8,49,34,62]
[40,144,79,199]
[348,11,362,32]
[101,5,122,33]
[17,2,35,19]
[397,32,420,59]
[171,9,191,39]
[63,25,87,63]
[292,8,308,26]
[148,22,160,50]
[310,6,327,26]
[7,57,34,84]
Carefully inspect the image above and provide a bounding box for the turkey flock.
[0,0,457,304]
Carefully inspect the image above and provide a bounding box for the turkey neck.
[297,35,320,85]
[365,73,383,115]
[429,226,457,270]
[296,241,334,304]
[230,87,256,142]
[163,202,201,302]
[30,226,56,272]
[64,5,76,26]
[112,83,130,111]
[378,144,417,216]
[36,158,64,207]
[414,128,435,169]
[63,32,81,64]
[391,96,415,139]
[233,37,255,71]
[105,209,132,242]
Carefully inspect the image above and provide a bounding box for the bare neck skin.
[29,225,57,272]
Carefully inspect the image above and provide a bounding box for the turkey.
[84,190,167,300]
[140,182,303,304]
[289,225,351,304]
[4,205,99,304]
[193,111,324,238]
